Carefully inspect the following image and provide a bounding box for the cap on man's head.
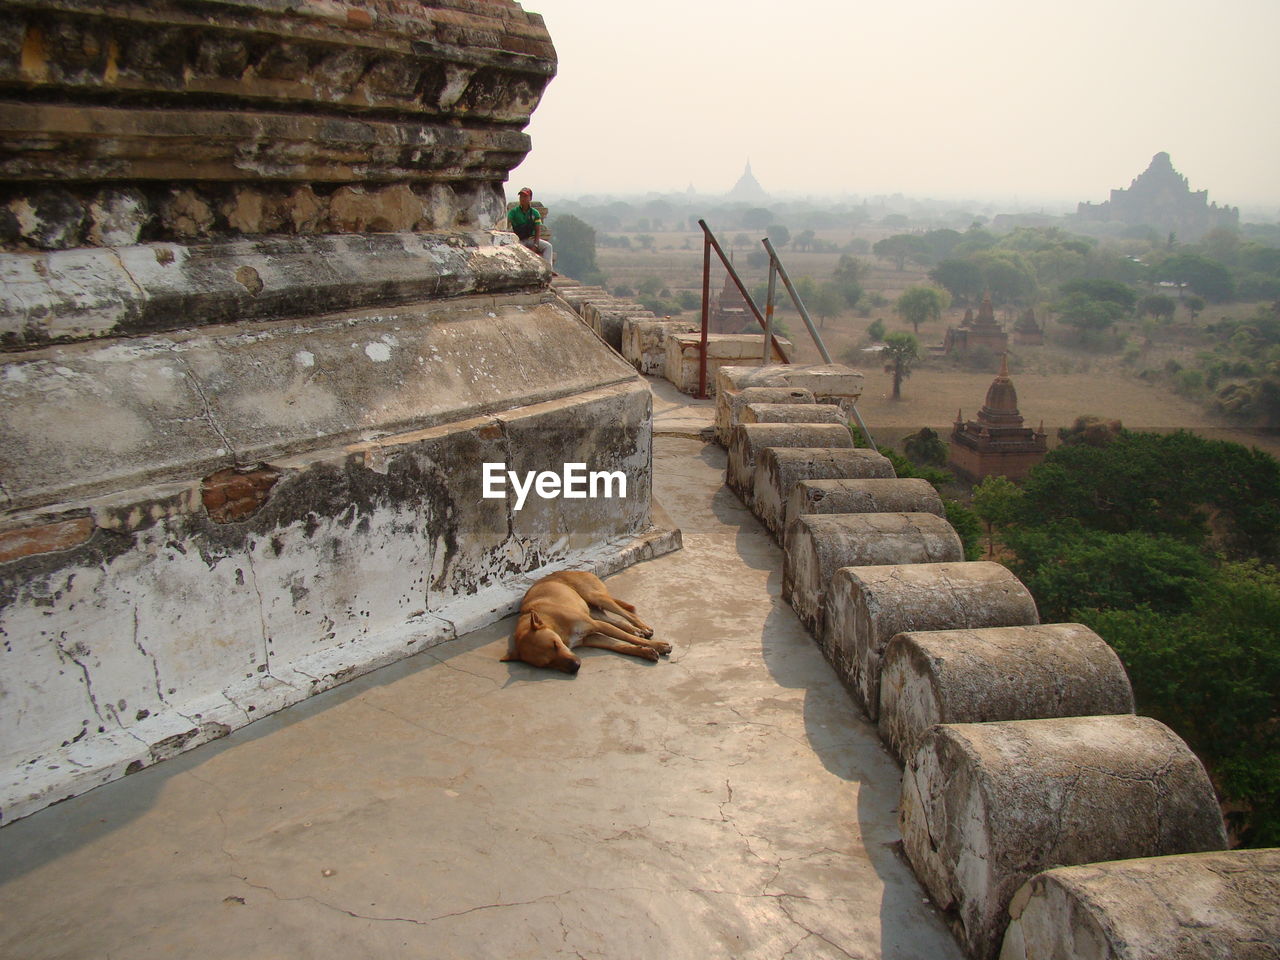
[518,186,533,197]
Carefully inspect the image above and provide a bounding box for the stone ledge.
[0,293,632,512]
[0,231,547,346]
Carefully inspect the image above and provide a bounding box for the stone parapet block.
[783,513,964,636]
[665,334,792,396]
[741,402,847,426]
[581,298,654,352]
[725,423,854,506]
[823,561,1039,719]
[879,623,1136,763]
[715,385,815,445]
[715,361,864,404]
[999,849,1280,960]
[623,318,699,375]
[787,478,944,527]
[556,286,609,313]
[900,715,1229,960]
[0,231,548,347]
[753,446,894,538]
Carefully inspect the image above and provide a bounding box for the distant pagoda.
[1076,152,1237,240]
[728,161,770,203]
[948,354,1047,482]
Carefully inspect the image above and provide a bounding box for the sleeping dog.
[500,570,669,674]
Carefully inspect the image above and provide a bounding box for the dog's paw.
[639,646,661,662]
[650,639,672,656]
[637,626,655,639]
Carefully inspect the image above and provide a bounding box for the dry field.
[595,230,1280,461]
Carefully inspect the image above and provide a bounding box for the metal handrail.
[760,238,878,450]
[697,220,877,451]
[696,219,790,398]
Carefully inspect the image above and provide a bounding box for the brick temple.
[948,354,1047,481]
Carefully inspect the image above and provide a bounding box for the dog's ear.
[528,612,546,630]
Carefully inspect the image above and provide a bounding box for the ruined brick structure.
[943,292,1008,356]
[0,1,677,824]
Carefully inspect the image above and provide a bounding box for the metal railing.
[697,219,876,450]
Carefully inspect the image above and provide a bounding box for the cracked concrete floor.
[0,432,961,960]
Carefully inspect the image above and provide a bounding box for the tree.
[1156,252,1235,302]
[930,258,985,304]
[811,283,845,328]
[832,254,866,308]
[904,427,947,466]
[881,331,919,400]
[793,229,816,252]
[741,207,773,230]
[896,285,950,335]
[1060,278,1138,313]
[1186,294,1206,320]
[767,223,791,248]
[552,214,599,283]
[874,233,928,271]
[972,475,1023,556]
[973,250,1037,305]
[1137,293,1176,322]
[1005,525,1211,621]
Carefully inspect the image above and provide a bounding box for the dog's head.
[501,612,581,674]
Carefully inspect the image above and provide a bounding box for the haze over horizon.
[512,0,1280,215]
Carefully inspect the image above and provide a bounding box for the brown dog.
[500,570,669,674]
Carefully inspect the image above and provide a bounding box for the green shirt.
[508,204,541,240]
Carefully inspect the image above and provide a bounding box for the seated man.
[508,186,554,269]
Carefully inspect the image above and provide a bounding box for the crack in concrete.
[131,606,169,706]
[776,896,860,960]
[423,649,503,691]
[361,699,465,744]
[54,631,104,722]
[242,551,273,676]
[105,247,146,302]
[168,346,238,460]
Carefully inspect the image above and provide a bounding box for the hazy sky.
[511,0,1280,212]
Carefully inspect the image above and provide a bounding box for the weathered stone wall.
[0,2,688,825]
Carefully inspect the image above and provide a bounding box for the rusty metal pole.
[698,228,711,398]
[763,256,777,365]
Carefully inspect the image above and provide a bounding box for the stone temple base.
[0,235,678,825]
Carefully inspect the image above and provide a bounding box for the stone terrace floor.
[0,378,961,960]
